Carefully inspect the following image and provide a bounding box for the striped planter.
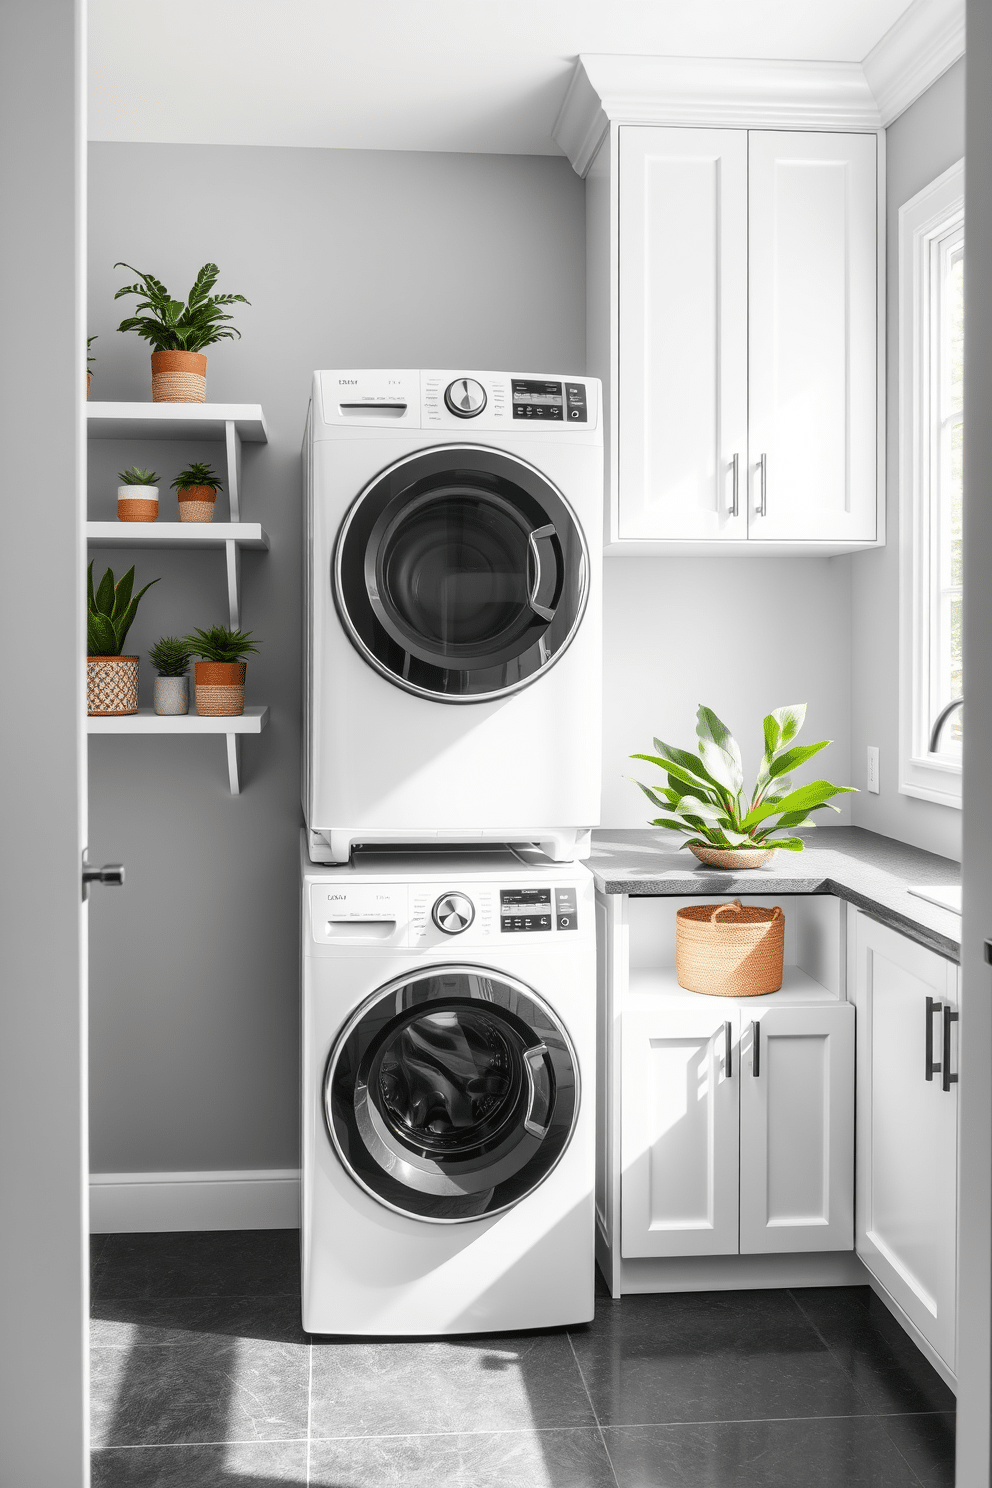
[87,655,140,716]
[195,661,246,717]
[151,349,207,403]
[177,485,217,523]
[117,486,159,522]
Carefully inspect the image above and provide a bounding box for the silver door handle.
[751,1019,760,1078]
[527,524,557,622]
[942,1006,959,1093]
[925,996,943,1081]
[756,453,768,517]
[523,1043,552,1137]
[730,453,740,518]
[82,861,125,900]
[724,1020,733,1077]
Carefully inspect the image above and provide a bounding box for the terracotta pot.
[154,675,189,716]
[195,660,246,716]
[177,485,217,523]
[87,655,139,716]
[86,370,92,400]
[689,845,779,870]
[117,485,159,522]
[151,349,207,403]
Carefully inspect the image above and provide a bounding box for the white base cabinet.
[852,910,959,1375]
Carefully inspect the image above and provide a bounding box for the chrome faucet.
[929,697,964,753]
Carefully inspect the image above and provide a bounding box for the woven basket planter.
[117,486,159,522]
[690,844,778,869]
[87,655,140,716]
[151,349,207,403]
[195,660,246,716]
[675,898,785,997]
[177,486,217,523]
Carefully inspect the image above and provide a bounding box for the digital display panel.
[512,379,564,421]
[500,887,553,932]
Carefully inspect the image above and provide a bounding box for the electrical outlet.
[867,746,880,794]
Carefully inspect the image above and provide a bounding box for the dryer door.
[324,965,580,1222]
[333,445,589,702]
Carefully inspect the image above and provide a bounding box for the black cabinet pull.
[751,1019,760,1078]
[724,1020,733,1078]
[942,1006,959,1093]
[925,996,943,1081]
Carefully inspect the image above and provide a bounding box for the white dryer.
[303,369,603,864]
[300,835,595,1335]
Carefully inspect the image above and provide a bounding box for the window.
[900,160,964,807]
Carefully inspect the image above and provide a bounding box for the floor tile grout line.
[874,1411,943,1488]
[567,1331,621,1488]
[786,1286,899,1415]
[596,1409,956,1432]
[305,1337,313,1487]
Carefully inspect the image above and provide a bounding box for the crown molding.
[863,0,965,126]
[553,54,882,175]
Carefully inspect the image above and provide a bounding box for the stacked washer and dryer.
[300,370,603,1335]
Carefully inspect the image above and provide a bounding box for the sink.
[908,884,962,915]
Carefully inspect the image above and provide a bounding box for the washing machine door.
[333,445,589,702]
[324,965,580,1222]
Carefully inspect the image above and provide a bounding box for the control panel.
[310,879,580,946]
[512,379,588,424]
[317,370,598,434]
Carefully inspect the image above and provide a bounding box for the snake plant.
[87,563,160,657]
[631,704,856,852]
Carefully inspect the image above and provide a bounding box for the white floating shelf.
[86,521,269,551]
[87,706,268,794]
[87,402,267,443]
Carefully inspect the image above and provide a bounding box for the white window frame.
[899,159,964,809]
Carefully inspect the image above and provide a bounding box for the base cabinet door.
[739,1004,855,1254]
[854,913,959,1371]
[621,1006,739,1256]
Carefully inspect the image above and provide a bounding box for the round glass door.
[324,966,580,1222]
[333,445,589,702]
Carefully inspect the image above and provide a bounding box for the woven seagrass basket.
[195,660,246,717]
[151,349,207,403]
[87,655,139,716]
[675,898,784,997]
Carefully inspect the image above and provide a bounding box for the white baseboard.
[89,1168,301,1234]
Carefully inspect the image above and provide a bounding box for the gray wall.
[86,143,586,1173]
[1,0,88,1481]
[849,58,965,860]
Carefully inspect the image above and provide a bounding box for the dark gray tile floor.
[90,1230,955,1487]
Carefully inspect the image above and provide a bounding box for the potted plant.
[631,704,856,868]
[117,466,160,523]
[87,335,97,399]
[149,636,192,716]
[171,461,223,522]
[113,261,250,403]
[87,563,160,716]
[185,625,259,717]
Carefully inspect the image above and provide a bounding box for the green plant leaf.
[653,738,724,792]
[630,779,671,811]
[111,578,160,653]
[87,561,95,611]
[94,566,116,617]
[111,566,135,620]
[742,778,857,832]
[649,817,698,834]
[763,712,782,757]
[767,740,830,779]
[630,753,722,801]
[763,836,807,851]
[695,706,744,795]
[87,613,118,656]
[771,704,806,749]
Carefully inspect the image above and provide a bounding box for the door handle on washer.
[527,525,558,622]
[523,1043,552,1137]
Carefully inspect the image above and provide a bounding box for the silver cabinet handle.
[82,858,125,900]
[730,453,740,518]
[756,453,768,517]
[527,524,557,622]
[942,1007,959,1093]
[724,1020,733,1077]
[925,996,943,1081]
[751,1019,760,1078]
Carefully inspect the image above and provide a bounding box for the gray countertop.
[588,826,962,961]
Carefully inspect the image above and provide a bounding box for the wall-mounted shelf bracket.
[87,706,268,794]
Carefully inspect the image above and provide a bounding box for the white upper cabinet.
[618,128,748,541]
[748,132,878,543]
[602,124,880,553]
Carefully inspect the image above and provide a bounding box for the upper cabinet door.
[748,131,878,542]
[618,127,748,541]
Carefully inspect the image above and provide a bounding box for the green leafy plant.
[185,625,259,664]
[149,636,192,677]
[118,466,159,485]
[171,462,222,492]
[87,563,160,657]
[87,335,97,366]
[630,704,857,853]
[114,262,250,353]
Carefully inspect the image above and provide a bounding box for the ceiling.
[88,0,917,156]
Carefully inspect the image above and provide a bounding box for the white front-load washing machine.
[300,834,596,1335]
[303,369,603,865]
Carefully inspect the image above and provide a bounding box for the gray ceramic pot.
[153,675,189,716]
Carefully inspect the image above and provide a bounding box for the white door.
[621,1004,739,1257]
[854,914,958,1371]
[748,130,878,543]
[739,1004,855,1254]
[618,126,748,541]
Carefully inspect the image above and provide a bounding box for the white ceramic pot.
[153,675,189,716]
[117,486,159,522]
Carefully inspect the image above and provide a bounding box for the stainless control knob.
[432,891,476,934]
[444,378,487,418]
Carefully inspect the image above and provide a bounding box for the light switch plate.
[867,746,880,794]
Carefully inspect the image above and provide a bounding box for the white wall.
[601,556,853,827]
[86,142,586,1175]
[849,58,965,860]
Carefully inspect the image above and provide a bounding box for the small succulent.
[87,562,160,657]
[119,466,159,485]
[87,335,97,366]
[149,636,192,677]
[114,262,250,353]
[172,461,222,492]
[185,625,260,664]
